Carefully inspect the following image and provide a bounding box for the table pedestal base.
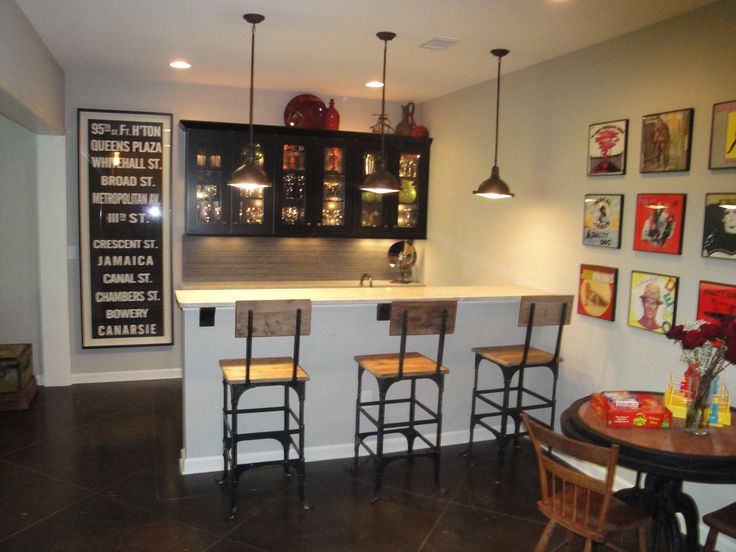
[615,475,699,552]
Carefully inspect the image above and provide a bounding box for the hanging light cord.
[248,20,257,162]
[379,35,389,168]
[493,53,502,168]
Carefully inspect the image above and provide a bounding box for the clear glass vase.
[684,373,713,436]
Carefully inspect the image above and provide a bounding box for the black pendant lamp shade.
[473,48,514,199]
[360,31,399,195]
[229,13,270,190]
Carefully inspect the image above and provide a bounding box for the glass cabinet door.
[321,146,346,228]
[359,151,385,229]
[278,144,308,229]
[188,134,228,234]
[231,143,267,231]
[397,153,420,229]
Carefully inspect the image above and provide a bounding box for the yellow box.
[664,374,731,427]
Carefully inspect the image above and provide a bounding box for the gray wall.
[422,0,736,534]
[0,115,41,353]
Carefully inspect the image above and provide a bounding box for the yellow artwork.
[726,111,736,159]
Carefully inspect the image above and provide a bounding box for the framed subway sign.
[78,109,172,348]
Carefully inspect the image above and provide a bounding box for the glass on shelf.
[397,204,418,228]
[282,173,306,201]
[238,187,264,225]
[399,153,420,179]
[324,147,343,173]
[281,206,305,225]
[283,144,305,171]
[322,201,344,226]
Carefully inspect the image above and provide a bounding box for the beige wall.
[422,0,736,524]
[0,115,41,351]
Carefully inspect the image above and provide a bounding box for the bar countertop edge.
[175,285,548,308]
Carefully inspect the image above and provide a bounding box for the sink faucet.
[359,273,373,288]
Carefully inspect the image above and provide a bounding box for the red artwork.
[697,281,736,324]
[578,264,617,321]
[633,193,686,255]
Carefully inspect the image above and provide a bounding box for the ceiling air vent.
[420,36,462,51]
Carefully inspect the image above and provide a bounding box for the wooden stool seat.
[703,501,736,552]
[220,357,310,384]
[472,345,558,368]
[354,352,450,379]
[466,295,573,482]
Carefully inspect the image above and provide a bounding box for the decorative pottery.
[411,125,429,138]
[284,94,327,129]
[324,99,340,131]
[395,102,415,136]
[398,180,417,204]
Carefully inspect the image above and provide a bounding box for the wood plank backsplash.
[182,236,401,282]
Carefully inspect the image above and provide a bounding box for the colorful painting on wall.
[583,194,623,248]
[633,193,686,255]
[628,271,678,334]
[587,120,627,175]
[697,281,736,324]
[702,193,736,260]
[640,108,693,173]
[578,265,618,321]
[709,100,736,169]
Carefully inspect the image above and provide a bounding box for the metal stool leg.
[465,354,482,455]
[434,374,445,489]
[283,383,291,475]
[373,381,388,503]
[354,366,364,466]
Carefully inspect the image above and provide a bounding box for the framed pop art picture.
[702,193,736,260]
[583,194,623,248]
[578,265,618,321]
[640,108,693,173]
[697,281,736,324]
[628,271,678,334]
[709,100,736,169]
[633,193,686,255]
[587,120,627,175]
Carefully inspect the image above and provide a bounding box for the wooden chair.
[354,300,457,501]
[703,501,736,552]
[217,300,311,518]
[467,294,573,481]
[521,413,650,552]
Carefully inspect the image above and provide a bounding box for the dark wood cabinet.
[180,121,431,239]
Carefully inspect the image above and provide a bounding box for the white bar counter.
[176,284,548,474]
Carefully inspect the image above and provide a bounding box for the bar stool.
[703,501,736,552]
[354,300,457,501]
[466,295,572,481]
[217,299,311,518]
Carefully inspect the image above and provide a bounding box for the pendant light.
[361,31,400,194]
[229,13,270,190]
[473,48,514,199]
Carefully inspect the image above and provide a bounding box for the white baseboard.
[71,367,182,384]
[180,428,472,475]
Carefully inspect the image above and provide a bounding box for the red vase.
[324,99,340,131]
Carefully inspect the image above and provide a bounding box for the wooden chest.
[0,344,37,411]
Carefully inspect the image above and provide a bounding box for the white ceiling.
[16,0,715,103]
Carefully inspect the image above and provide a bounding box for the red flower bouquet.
[666,320,736,434]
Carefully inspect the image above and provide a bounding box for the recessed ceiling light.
[169,60,192,69]
[365,81,384,88]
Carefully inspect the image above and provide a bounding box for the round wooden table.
[561,394,736,552]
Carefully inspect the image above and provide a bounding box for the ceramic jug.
[395,102,415,136]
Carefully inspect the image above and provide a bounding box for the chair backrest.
[517,295,573,365]
[517,295,573,327]
[521,413,619,542]
[389,301,457,336]
[235,299,312,337]
[388,301,457,376]
[234,300,311,383]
